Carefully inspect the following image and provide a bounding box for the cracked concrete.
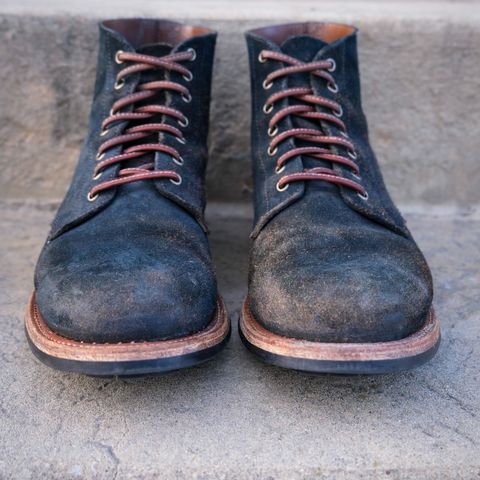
[0,200,479,479]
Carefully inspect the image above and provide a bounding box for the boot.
[240,22,440,374]
[25,19,230,376]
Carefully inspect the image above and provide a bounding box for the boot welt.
[25,292,230,376]
[239,298,440,374]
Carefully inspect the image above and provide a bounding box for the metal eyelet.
[352,172,362,181]
[178,117,189,128]
[181,92,192,103]
[267,145,278,156]
[268,126,278,137]
[357,190,369,200]
[327,58,336,72]
[115,50,124,64]
[263,103,273,114]
[348,149,358,160]
[187,48,197,61]
[275,164,285,174]
[87,191,99,202]
[276,180,289,192]
[100,128,109,137]
[96,152,105,161]
[114,78,125,90]
[334,105,343,117]
[109,107,115,116]
[182,71,193,82]
[92,171,102,180]
[328,82,339,93]
[170,175,182,185]
[173,156,184,166]
[263,79,273,90]
[258,52,267,63]
[176,136,186,145]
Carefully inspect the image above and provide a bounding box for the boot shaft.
[245,23,408,239]
[50,19,217,240]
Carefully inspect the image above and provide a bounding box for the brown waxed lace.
[259,50,367,198]
[88,49,196,201]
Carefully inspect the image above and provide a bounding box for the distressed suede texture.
[34,19,218,343]
[245,23,434,343]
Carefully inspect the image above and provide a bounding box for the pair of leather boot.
[26,19,440,376]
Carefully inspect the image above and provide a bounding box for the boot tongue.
[280,35,328,62]
[119,42,174,171]
[279,36,333,176]
[137,42,173,57]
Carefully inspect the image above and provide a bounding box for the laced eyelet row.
[258,50,368,201]
[87,48,196,202]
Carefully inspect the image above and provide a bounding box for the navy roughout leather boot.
[239,22,440,374]
[25,19,230,376]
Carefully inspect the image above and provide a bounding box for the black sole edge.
[239,325,440,375]
[26,327,231,377]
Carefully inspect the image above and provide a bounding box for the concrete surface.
[1,2,480,204]
[0,199,479,479]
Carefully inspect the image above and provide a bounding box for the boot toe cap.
[35,236,217,344]
[249,250,433,344]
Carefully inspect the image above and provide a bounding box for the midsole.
[240,298,439,362]
[25,292,230,363]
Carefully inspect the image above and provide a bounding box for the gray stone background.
[0,2,479,204]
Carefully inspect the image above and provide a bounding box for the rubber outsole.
[27,328,231,377]
[25,292,230,376]
[239,299,440,375]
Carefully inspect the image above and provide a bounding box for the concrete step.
[1,199,479,478]
[0,1,479,206]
